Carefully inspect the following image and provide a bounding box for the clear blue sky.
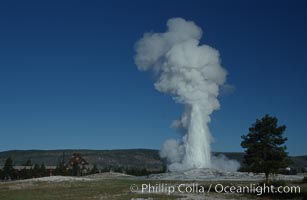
[0,0,306,155]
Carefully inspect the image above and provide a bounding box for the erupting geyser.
[134,18,236,171]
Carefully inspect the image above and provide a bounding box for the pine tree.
[24,159,32,166]
[91,164,99,174]
[241,114,290,184]
[39,164,46,177]
[0,169,3,179]
[3,157,15,180]
[33,164,40,177]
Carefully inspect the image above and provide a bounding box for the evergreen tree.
[40,164,46,177]
[55,161,67,176]
[90,164,99,174]
[24,159,32,166]
[3,157,15,180]
[20,167,32,179]
[0,169,3,179]
[241,114,290,184]
[33,164,40,177]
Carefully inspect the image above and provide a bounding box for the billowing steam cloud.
[134,18,239,171]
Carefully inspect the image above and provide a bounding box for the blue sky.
[0,0,306,155]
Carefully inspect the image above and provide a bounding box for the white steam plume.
[135,18,237,171]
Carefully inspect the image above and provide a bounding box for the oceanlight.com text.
[130,183,301,196]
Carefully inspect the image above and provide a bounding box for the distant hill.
[0,149,306,170]
[0,149,164,170]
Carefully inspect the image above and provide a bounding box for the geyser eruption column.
[134,18,227,171]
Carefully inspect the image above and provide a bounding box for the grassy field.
[0,178,306,200]
[1,179,181,200]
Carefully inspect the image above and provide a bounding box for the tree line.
[0,157,167,180]
[0,158,47,180]
[54,163,167,177]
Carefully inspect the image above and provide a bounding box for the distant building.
[65,153,90,176]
